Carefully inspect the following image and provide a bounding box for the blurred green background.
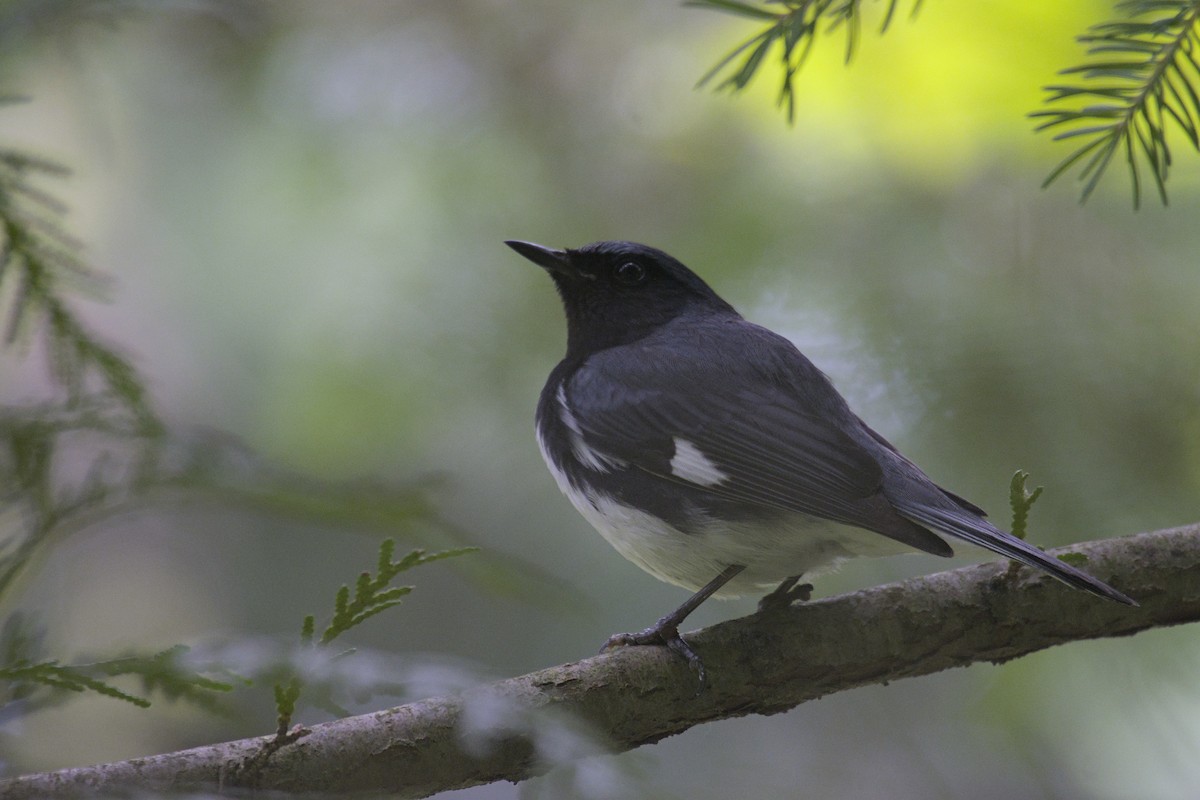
[2,1,1199,797]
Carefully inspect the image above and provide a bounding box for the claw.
[662,633,706,688]
[598,564,746,693]
[601,619,707,691]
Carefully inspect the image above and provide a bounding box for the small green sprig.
[690,0,921,122]
[0,660,153,708]
[94,645,238,711]
[317,541,476,645]
[1005,472,1091,570]
[0,645,234,712]
[1008,469,1044,541]
[272,539,477,736]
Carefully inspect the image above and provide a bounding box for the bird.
[506,238,1136,683]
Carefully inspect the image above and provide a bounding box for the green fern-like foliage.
[1,94,166,604]
[93,645,239,710]
[0,115,160,431]
[690,0,921,121]
[0,101,488,631]
[0,615,235,714]
[1008,470,1044,542]
[1032,0,1200,206]
[272,540,476,735]
[318,541,477,645]
[0,100,498,730]
[1,661,153,708]
[1004,471,1091,571]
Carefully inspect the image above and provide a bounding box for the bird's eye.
[614,261,646,285]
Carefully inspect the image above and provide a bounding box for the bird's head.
[506,239,736,358]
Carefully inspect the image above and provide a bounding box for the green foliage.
[1,661,152,708]
[1008,470,1044,541]
[0,109,160,431]
[1032,0,1200,206]
[273,678,303,733]
[319,541,476,645]
[0,615,235,714]
[93,645,240,708]
[694,1,1200,205]
[271,539,476,735]
[690,0,921,122]
[1,398,156,601]
[0,103,490,731]
[1,94,167,611]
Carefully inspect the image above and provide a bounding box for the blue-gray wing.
[565,341,954,557]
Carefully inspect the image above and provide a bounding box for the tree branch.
[4,524,1198,799]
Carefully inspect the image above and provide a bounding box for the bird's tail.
[894,503,1136,606]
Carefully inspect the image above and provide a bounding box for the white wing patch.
[670,437,728,487]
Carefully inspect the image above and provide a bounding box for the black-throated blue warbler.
[506,239,1135,681]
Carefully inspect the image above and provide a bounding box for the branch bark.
[5,524,1199,799]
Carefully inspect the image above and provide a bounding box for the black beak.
[505,240,572,276]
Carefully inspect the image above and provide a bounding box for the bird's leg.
[757,574,813,614]
[602,564,745,688]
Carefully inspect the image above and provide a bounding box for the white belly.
[536,419,913,598]
[566,482,910,598]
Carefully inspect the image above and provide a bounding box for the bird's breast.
[535,380,909,596]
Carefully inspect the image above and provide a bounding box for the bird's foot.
[599,565,746,693]
[757,576,813,614]
[602,618,707,690]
